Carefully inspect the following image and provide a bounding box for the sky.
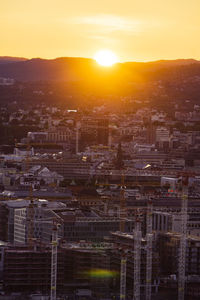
[1,0,200,62]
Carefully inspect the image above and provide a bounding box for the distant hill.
[0,56,27,65]
[0,57,95,81]
[0,56,200,82]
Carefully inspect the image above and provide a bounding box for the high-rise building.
[80,117,109,148]
[146,121,156,144]
[156,127,170,150]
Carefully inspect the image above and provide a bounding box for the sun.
[94,50,118,67]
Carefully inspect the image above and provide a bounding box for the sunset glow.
[1,1,200,61]
[94,50,117,66]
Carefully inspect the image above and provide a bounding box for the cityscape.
[1,1,200,300]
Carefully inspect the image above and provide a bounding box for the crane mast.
[75,121,80,155]
[34,218,60,300]
[120,172,127,300]
[146,198,153,300]
[120,256,127,300]
[24,142,34,248]
[51,221,59,300]
[27,187,34,247]
[178,176,188,300]
[133,216,141,300]
[120,173,126,232]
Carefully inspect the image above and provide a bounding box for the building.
[42,208,134,243]
[27,132,48,143]
[153,210,200,237]
[14,147,34,157]
[20,165,64,187]
[80,117,109,148]
[146,121,156,144]
[61,242,113,297]
[109,231,160,298]
[24,158,92,181]
[0,77,15,85]
[47,128,72,144]
[158,232,200,275]
[156,127,170,150]
[0,204,8,242]
[0,199,66,245]
[2,245,64,293]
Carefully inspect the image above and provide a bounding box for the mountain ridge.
[0,56,200,82]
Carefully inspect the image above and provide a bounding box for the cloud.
[69,14,143,34]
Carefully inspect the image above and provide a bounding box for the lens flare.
[84,269,118,278]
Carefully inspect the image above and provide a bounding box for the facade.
[0,203,9,242]
[158,232,200,276]
[80,117,109,147]
[0,199,65,245]
[25,159,92,181]
[2,246,64,293]
[27,129,72,144]
[110,232,160,298]
[13,147,34,157]
[14,208,27,244]
[156,127,170,142]
[27,132,48,143]
[47,129,72,143]
[45,209,134,243]
[156,127,170,150]
[62,242,113,297]
[153,210,200,237]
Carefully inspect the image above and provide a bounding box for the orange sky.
[1,0,200,62]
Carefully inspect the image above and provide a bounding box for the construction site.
[0,170,200,300]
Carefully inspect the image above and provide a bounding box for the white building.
[14,147,34,157]
[156,127,170,142]
[20,165,64,187]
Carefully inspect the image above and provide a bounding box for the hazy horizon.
[1,0,200,62]
[0,55,199,64]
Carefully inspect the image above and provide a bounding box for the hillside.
[0,57,200,82]
[0,56,27,65]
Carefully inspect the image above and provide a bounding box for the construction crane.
[76,121,81,155]
[120,254,127,300]
[94,170,128,300]
[178,175,189,300]
[16,140,35,247]
[33,217,60,300]
[133,213,142,300]
[25,142,35,247]
[120,172,127,300]
[51,220,60,300]
[14,140,35,248]
[146,198,153,300]
[120,173,126,232]
[96,169,142,300]
[27,185,34,247]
